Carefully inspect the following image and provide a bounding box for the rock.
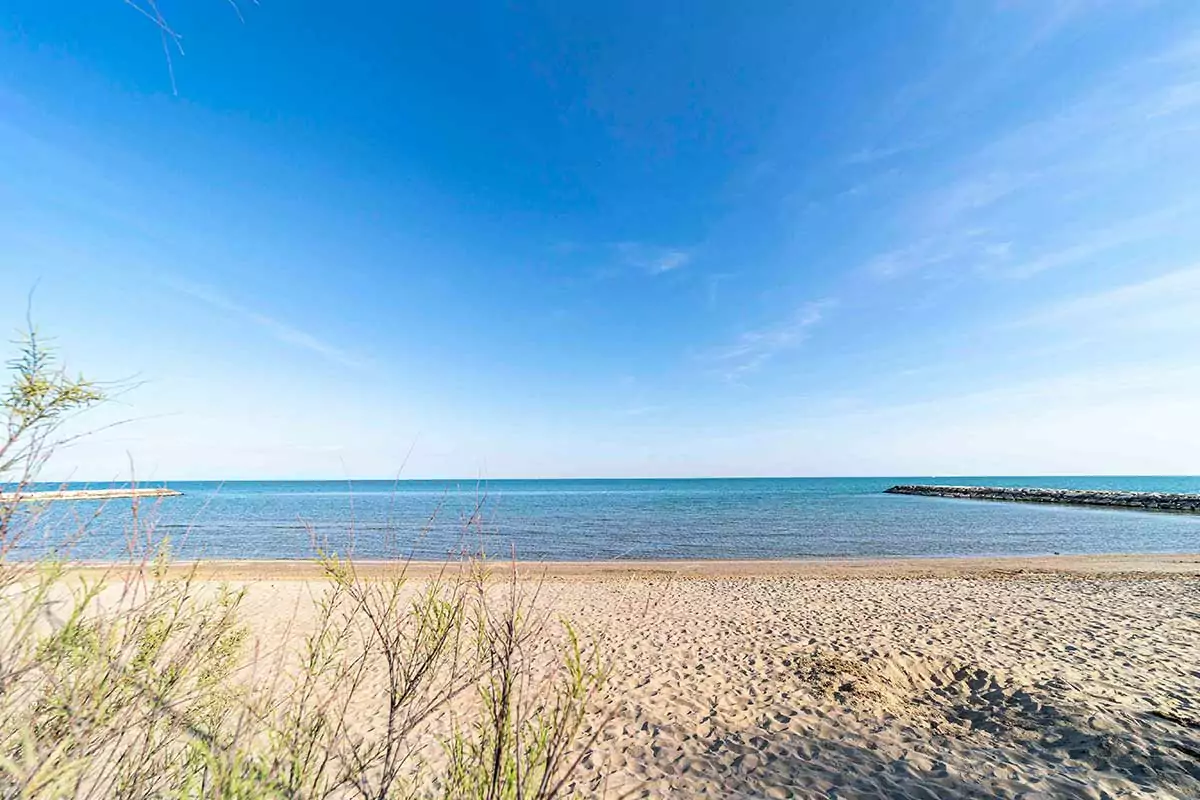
[884,485,1200,514]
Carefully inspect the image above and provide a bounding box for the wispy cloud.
[702,300,834,380]
[855,170,1030,280]
[858,28,1200,284]
[1153,32,1200,66]
[1146,81,1200,118]
[1016,265,1200,331]
[1000,201,1195,278]
[705,272,736,308]
[615,242,692,275]
[917,171,1035,230]
[1009,0,1102,54]
[843,138,928,166]
[622,404,666,418]
[650,249,690,274]
[859,1,1105,140]
[166,279,370,370]
[864,229,1008,279]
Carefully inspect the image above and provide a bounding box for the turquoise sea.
[12,477,1200,562]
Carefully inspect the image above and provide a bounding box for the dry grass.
[0,326,610,799]
[0,547,609,799]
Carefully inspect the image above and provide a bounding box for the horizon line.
[19,473,1200,485]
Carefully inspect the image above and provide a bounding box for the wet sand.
[80,551,1200,580]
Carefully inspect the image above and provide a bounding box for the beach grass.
[0,326,609,798]
[0,537,610,798]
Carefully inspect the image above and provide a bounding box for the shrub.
[0,328,609,799]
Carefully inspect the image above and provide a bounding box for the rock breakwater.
[885,485,1200,514]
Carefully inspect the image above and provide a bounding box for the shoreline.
[68,552,1200,580]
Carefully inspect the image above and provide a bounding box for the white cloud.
[650,249,691,274]
[917,171,1034,230]
[864,229,1005,278]
[843,138,929,166]
[702,300,834,380]
[1001,202,1194,278]
[1147,81,1200,118]
[858,29,1200,284]
[1017,265,1200,331]
[1007,0,1101,53]
[614,242,692,275]
[1153,32,1200,66]
[166,279,370,370]
[717,360,1200,477]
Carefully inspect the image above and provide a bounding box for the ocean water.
[10,477,1200,562]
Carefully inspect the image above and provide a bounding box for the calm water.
[11,477,1200,562]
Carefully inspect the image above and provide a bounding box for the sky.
[2,1,1200,480]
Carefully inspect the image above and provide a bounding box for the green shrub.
[0,329,609,799]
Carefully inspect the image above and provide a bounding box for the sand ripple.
[225,561,1200,798]
[541,573,1200,798]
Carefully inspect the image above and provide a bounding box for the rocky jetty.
[885,485,1200,514]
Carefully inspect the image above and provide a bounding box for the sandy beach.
[147,554,1200,799]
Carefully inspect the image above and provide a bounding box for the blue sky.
[2,1,1200,480]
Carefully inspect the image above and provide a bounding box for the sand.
[117,555,1200,797]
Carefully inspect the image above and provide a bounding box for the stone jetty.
[885,485,1200,514]
[0,487,183,503]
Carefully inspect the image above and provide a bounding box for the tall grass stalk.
[0,328,610,798]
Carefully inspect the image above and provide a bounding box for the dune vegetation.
[0,329,608,799]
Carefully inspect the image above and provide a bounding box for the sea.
[10,477,1200,562]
